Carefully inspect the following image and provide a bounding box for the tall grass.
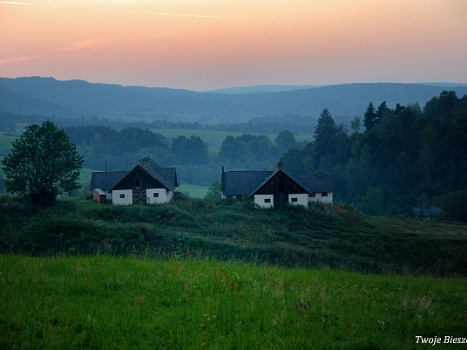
[1,255,466,349]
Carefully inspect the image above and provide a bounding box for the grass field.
[178,183,208,198]
[0,133,16,155]
[1,254,465,349]
[151,129,314,149]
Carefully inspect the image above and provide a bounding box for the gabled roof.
[137,157,178,191]
[221,166,334,197]
[110,157,178,192]
[221,170,273,197]
[248,168,313,197]
[91,171,129,191]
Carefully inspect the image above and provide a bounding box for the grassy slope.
[1,198,466,277]
[1,255,465,349]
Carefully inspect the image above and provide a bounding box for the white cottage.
[92,157,178,205]
[110,157,178,205]
[221,164,334,209]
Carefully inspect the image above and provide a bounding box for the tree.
[442,188,467,222]
[350,115,361,134]
[205,179,222,199]
[171,135,209,165]
[363,102,377,131]
[376,101,388,125]
[275,130,296,150]
[314,108,338,156]
[2,121,84,206]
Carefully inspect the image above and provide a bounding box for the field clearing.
[151,129,314,149]
[178,183,208,198]
[0,133,16,154]
[79,168,98,188]
[1,255,465,349]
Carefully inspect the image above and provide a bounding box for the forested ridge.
[281,91,467,217]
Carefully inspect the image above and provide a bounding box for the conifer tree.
[363,102,377,131]
[314,108,337,156]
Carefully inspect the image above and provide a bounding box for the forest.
[1,90,467,219]
[280,91,467,217]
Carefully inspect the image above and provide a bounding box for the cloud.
[0,1,31,5]
[57,39,101,52]
[117,10,221,19]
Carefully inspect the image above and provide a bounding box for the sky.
[1,0,466,91]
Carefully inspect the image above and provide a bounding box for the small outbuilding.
[93,188,107,203]
[91,171,129,202]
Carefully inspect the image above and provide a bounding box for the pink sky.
[1,0,466,91]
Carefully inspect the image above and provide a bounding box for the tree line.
[0,111,316,136]
[63,126,302,186]
[281,91,467,217]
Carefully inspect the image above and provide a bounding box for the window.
[135,179,141,188]
[322,192,328,197]
[264,198,271,203]
[291,197,298,203]
[153,192,159,198]
[279,184,285,193]
[119,194,125,199]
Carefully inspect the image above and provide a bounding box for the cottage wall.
[146,189,173,204]
[254,194,274,208]
[309,192,333,204]
[288,193,309,207]
[112,189,133,205]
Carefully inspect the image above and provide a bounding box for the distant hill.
[204,85,319,94]
[1,77,466,123]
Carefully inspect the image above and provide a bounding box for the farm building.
[91,157,178,205]
[110,157,178,205]
[91,171,129,202]
[221,163,334,209]
[92,188,107,203]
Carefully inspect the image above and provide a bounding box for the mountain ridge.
[1,77,466,123]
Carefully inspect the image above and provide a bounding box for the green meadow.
[178,183,208,198]
[0,133,17,156]
[1,254,466,349]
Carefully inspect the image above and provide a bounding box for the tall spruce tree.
[314,108,337,156]
[363,102,377,131]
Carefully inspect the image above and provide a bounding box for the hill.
[1,197,466,276]
[1,77,467,123]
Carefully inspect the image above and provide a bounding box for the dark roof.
[137,157,178,191]
[297,173,335,193]
[91,171,129,191]
[221,167,334,197]
[107,157,178,192]
[222,170,273,197]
